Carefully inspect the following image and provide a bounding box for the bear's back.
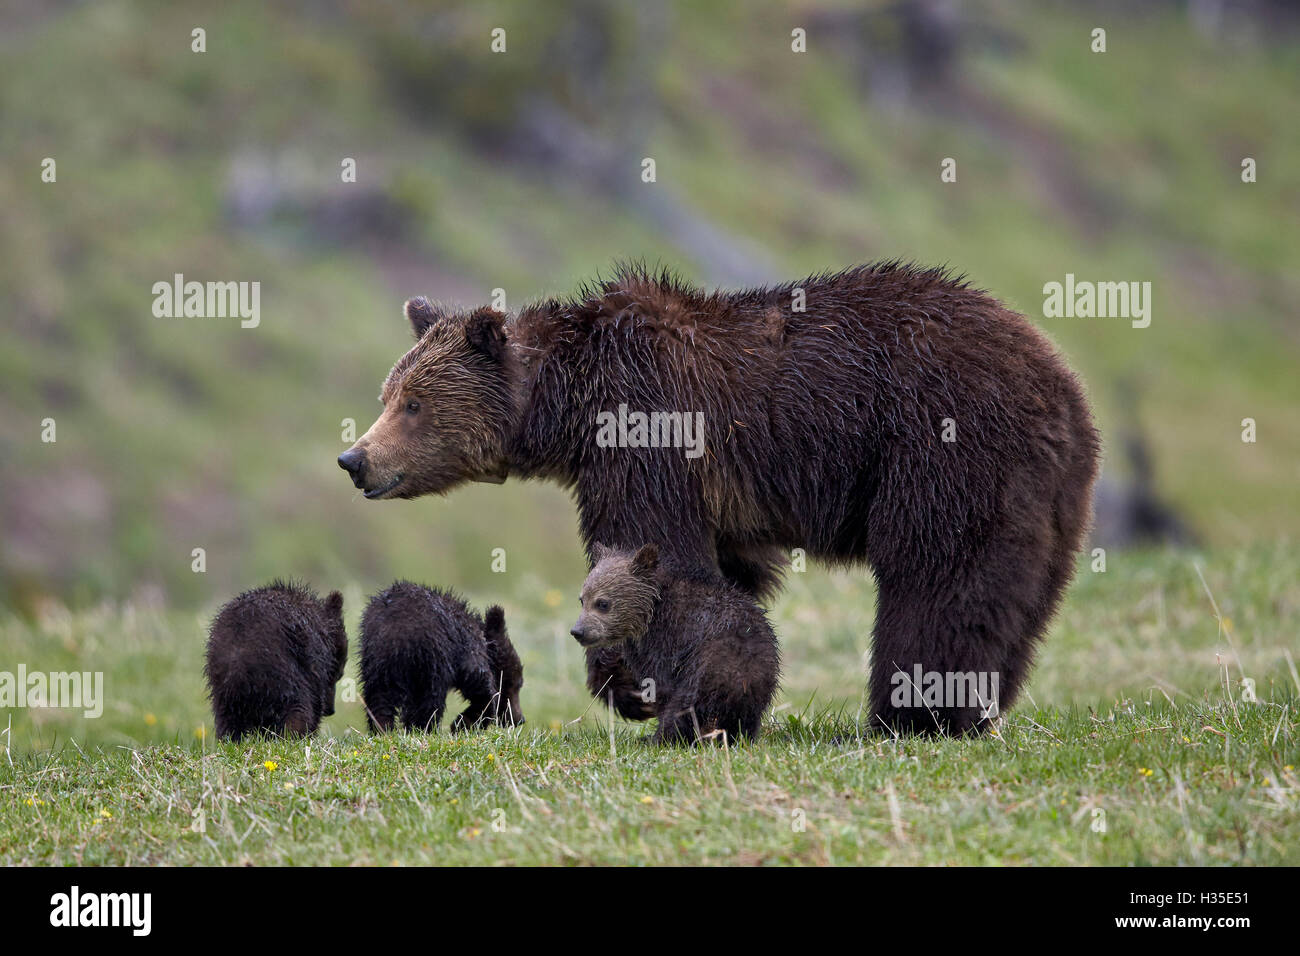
[206,582,324,680]
[644,572,776,661]
[360,581,481,671]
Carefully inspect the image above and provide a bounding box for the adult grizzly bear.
[339,263,1099,735]
[572,543,780,745]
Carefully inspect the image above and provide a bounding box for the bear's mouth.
[363,473,405,499]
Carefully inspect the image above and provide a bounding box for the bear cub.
[571,544,780,745]
[360,581,524,732]
[205,581,349,741]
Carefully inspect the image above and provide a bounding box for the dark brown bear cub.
[360,582,524,732]
[572,544,780,745]
[205,581,348,741]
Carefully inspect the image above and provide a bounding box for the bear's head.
[483,604,525,727]
[570,543,660,648]
[338,298,514,499]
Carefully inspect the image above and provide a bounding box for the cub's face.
[570,544,660,648]
[338,299,514,500]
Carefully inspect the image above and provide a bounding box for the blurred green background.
[2,0,1297,618]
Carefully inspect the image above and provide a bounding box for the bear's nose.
[569,625,585,641]
[338,448,367,486]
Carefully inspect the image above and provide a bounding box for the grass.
[4,703,1297,866]
[3,543,1297,865]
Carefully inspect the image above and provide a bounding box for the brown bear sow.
[359,582,524,732]
[572,544,780,745]
[205,581,348,741]
[340,263,1100,735]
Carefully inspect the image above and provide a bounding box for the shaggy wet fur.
[342,262,1100,735]
[359,582,524,732]
[205,581,348,741]
[572,544,779,745]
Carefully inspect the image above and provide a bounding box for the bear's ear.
[323,590,344,620]
[405,297,442,339]
[483,604,506,639]
[591,541,613,564]
[629,543,659,577]
[464,308,508,362]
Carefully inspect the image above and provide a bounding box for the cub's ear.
[483,605,506,639]
[464,308,508,362]
[630,543,659,577]
[323,590,344,620]
[405,297,442,339]
[591,541,613,564]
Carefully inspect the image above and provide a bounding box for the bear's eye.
[594,599,610,613]
[406,400,420,414]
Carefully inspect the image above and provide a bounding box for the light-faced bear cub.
[571,544,779,745]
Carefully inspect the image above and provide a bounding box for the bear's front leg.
[716,541,788,603]
[650,712,696,746]
[585,645,656,720]
[650,693,709,746]
[452,663,501,731]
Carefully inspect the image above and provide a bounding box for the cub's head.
[319,589,347,714]
[338,298,514,499]
[483,605,525,726]
[321,589,347,678]
[570,543,660,648]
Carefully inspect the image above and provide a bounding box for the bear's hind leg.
[282,705,316,737]
[363,691,396,732]
[867,577,1010,736]
[992,523,1085,718]
[403,688,448,733]
[866,449,1093,736]
[868,523,1063,737]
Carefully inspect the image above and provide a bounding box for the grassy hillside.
[2,0,1298,611]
